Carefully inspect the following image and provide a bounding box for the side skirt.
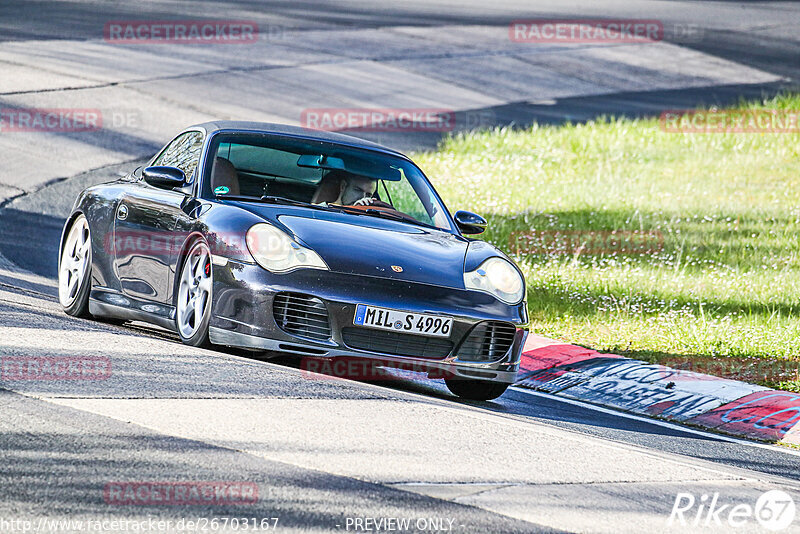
[89,288,177,332]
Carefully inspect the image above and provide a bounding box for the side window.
[382,177,435,226]
[152,131,204,179]
[381,168,448,228]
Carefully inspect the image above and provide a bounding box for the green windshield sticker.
[214,186,230,195]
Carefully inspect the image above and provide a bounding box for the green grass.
[413,93,800,390]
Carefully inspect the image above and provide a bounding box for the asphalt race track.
[1,1,800,533]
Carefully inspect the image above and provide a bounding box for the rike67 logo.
[669,490,796,531]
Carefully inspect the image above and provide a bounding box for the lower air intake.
[273,293,331,342]
[457,321,517,362]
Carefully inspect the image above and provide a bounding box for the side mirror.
[143,166,186,190]
[454,210,487,234]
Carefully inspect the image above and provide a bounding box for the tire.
[444,377,509,401]
[58,215,93,318]
[175,240,213,348]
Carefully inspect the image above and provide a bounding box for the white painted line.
[510,386,800,459]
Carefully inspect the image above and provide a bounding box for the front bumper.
[208,259,528,383]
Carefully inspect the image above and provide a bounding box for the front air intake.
[341,328,453,359]
[273,293,331,342]
[457,321,517,362]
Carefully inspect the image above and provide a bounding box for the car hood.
[277,213,469,288]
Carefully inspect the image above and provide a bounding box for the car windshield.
[203,133,453,231]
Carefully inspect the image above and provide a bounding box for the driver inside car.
[335,174,377,206]
[314,169,380,207]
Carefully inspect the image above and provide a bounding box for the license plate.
[353,304,453,338]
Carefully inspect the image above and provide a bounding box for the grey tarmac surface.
[2,278,800,534]
[0,0,796,199]
[0,389,546,534]
[2,1,800,532]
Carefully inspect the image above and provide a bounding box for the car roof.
[190,121,407,158]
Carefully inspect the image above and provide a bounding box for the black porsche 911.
[58,122,528,400]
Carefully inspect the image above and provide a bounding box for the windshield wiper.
[362,208,407,222]
[261,196,346,213]
[260,195,312,206]
[337,205,428,227]
[215,194,263,202]
[216,194,344,213]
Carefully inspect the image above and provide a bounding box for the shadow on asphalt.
[1,390,548,534]
[0,208,63,278]
[338,81,791,152]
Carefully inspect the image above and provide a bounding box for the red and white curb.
[515,334,800,444]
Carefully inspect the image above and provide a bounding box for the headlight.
[246,223,328,273]
[464,257,524,304]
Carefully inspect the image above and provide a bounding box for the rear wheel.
[58,215,92,318]
[176,240,213,348]
[444,377,509,401]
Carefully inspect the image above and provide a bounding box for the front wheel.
[59,215,92,318]
[176,240,213,348]
[444,377,509,401]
